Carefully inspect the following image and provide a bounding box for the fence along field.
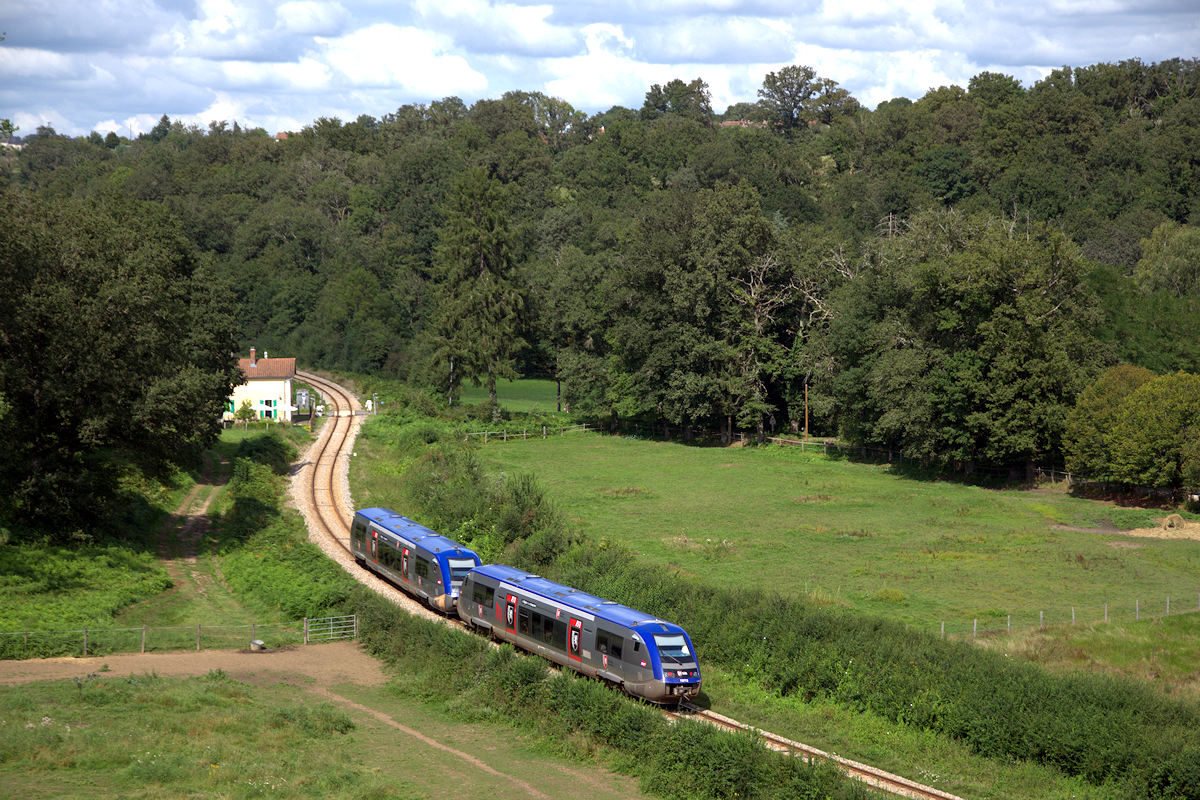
[0,615,357,659]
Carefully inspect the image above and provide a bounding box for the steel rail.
[670,703,964,800]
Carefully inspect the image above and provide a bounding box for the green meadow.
[479,433,1200,634]
[459,378,564,414]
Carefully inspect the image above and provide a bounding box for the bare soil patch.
[0,640,384,687]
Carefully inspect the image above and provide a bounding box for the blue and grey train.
[457,563,702,704]
[350,507,481,613]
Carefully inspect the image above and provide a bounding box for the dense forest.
[3,57,1200,528]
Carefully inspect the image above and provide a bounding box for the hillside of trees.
[3,57,1199,527]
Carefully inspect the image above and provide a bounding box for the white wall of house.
[226,377,294,422]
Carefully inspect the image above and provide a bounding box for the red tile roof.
[238,357,296,380]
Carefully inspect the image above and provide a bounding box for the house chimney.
[250,347,257,366]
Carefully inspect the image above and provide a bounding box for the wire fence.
[463,423,592,442]
[0,615,357,660]
[935,595,1200,639]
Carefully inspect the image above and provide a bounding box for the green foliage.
[1134,222,1200,297]
[233,429,297,475]
[1064,364,1156,477]
[217,439,357,619]
[0,545,171,642]
[826,209,1104,471]
[6,56,1200,480]
[0,188,240,536]
[424,166,526,411]
[1109,373,1200,490]
[353,586,857,800]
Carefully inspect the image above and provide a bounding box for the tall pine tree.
[430,167,525,413]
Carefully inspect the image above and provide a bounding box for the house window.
[262,399,275,419]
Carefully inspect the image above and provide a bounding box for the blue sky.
[1,0,1197,137]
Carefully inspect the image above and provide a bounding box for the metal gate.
[303,615,358,643]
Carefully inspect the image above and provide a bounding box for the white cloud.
[316,24,488,95]
[276,1,350,36]
[2,0,1198,135]
[412,0,579,56]
[0,47,84,80]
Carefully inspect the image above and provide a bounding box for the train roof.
[355,507,479,557]
[471,563,686,633]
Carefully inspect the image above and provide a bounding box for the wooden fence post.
[304,618,309,644]
[1136,599,1139,621]
[1039,611,1043,628]
[141,625,146,653]
[1007,615,1010,633]
[83,628,88,656]
[940,621,944,639]
[197,624,201,651]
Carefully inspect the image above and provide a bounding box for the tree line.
[3,57,1200,532]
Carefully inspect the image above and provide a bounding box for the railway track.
[293,373,965,800]
[295,370,358,546]
[673,703,963,800]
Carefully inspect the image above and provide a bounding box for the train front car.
[636,621,702,703]
[458,564,701,704]
[350,507,481,613]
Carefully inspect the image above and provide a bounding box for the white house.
[225,348,296,422]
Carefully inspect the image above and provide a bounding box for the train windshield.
[653,634,692,662]
[447,558,477,584]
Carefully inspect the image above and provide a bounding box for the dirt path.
[0,640,383,686]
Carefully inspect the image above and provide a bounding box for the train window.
[653,634,691,660]
[596,630,623,661]
[415,556,430,579]
[472,583,494,606]
[518,608,531,636]
[447,558,477,583]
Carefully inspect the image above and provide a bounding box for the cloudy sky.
[1,0,1197,138]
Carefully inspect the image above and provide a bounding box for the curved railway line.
[295,373,965,800]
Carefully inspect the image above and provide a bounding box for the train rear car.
[350,507,480,612]
[458,564,701,704]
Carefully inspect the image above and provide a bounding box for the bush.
[233,431,297,475]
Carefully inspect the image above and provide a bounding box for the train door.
[568,618,583,663]
[370,529,377,563]
[400,548,410,582]
[505,594,518,634]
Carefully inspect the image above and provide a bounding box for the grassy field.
[478,434,1200,636]
[0,670,651,800]
[459,377,563,414]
